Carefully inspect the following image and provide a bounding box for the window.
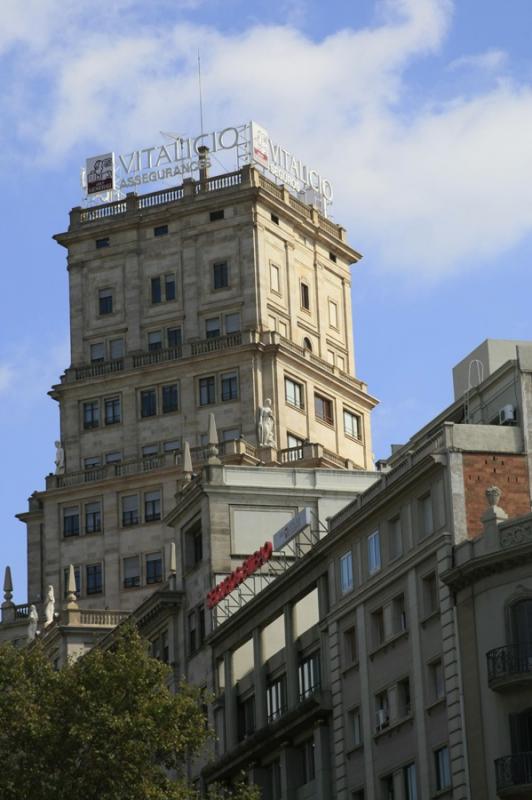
[186,522,203,568]
[368,530,381,574]
[162,630,169,663]
[296,738,315,786]
[328,299,338,328]
[123,556,140,588]
[270,263,280,293]
[389,516,402,560]
[96,237,109,249]
[199,376,215,406]
[109,338,124,359]
[287,433,304,459]
[298,652,320,700]
[167,327,182,348]
[198,606,206,646]
[90,343,105,363]
[188,611,197,654]
[210,209,224,221]
[83,401,100,429]
[85,501,101,534]
[398,677,411,717]
[344,626,357,664]
[146,552,163,584]
[222,428,240,442]
[420,493,434,537]
[271,212,279,225]
[329,251,337,263]
[429,659,445,702]
[141,389,156,417]
[510,598,532,643]
[162,383,178,413]
[213,261,229,289]
[63,507,80,537]
[403,763,418,800]
[144,490,161,522]
[435,747,451,791]
[104,396,121,425]
[151,277,162,304]
[266,675,286,722]
[303,337,312,351]
[372,607,385,647]
[225,312,241,334]
[237,696,255,741]
[164,274,176,301]
[315,393,334,425]
[340,551,354,594]
[422,572,438,616]
[375,689,389,729]
[84,457,100,470]
[268,760,282,800]
[86,563,103,595]
[300,282,310,310]
[122,495,139,526]
[154,224,168,236]
[142,444,158,459]
[63,566,81,598]
[285,377,304,409]
[148,331,162,351]
[98,288,113,315]
[164,439,181,453]
[344,409,361,440]
[205,318,220,339]
[349,707,362,747]
[221,372,238,401]
[105,451,122,464]
[392,594,407,633]
[382,775,395,800]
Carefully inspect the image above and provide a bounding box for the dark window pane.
[144,491,161,522]
[210,209,224,221]
[104,397,121,425]
[167,327,182,348]
[86,564,103,595]
[301,282,310,310]
[221,374,238,401]
[99,289,113,315]
[146,554,163,584]
[63,509,80,537]
[154,225,168,237]
[83,401,100,429]
[85,502,101,534]
[199,377,215,406]
[96,237,109,249]
[315,394,333,424]
[162,384,178,413]
[213,261,229,290]
[151,277,162,304]
[165,275,176,301]
[141,390,156,417]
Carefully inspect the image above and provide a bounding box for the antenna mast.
[198,50,205,137]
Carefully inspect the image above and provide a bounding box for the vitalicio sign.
[207,541,273,609]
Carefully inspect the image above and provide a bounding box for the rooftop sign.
[207,541,273,609]
[82,121,333,213]
[273,507,312,551]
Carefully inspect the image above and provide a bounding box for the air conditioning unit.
[376,709,389,731]
[499,405,516,426]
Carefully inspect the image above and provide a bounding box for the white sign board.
[273,507,312,551]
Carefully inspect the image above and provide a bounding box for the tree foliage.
[0,626,259,800]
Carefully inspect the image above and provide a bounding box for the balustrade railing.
[132,346,182,368]
[79,609,130,626]
[191,332,242,355]
[487,643,532,685]
[495,752,532,791]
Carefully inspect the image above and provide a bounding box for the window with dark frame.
[298,652,320,700]
[300,282,310,310]
[104,396,121,425]
[83,401,100,429]
[296,738,315,786]
[151,277,162,304]
[144,490,161,522]
[96,237,109,249]
[343,626,357,664]
[266,675,287,722]
[63,507,80,537]
[186,522,203,569]
[90,342,105,363]
[154,224,168,237]
[199,376,215,406]
[98,288,113,315]
[188,611,197,655]
[205,318,221,338]
[210,209,224,221]
[271,212,279,225]
[162,383,178,413]
[435,746,451,791]
[167,327,182,348]
[315,393,333,424]
[422,572,438,617]
[122,495,139,526]
[85,502,101,534]
[148,331,162,351]
[165,274,176,301]
[86,563,103,595]
[146,552,163,584]
[213,261,229,289]
[237,695,255,741]
[285,377,304,408]
[141,389,157,417]
[221,373,238,401]
[123,556,140,588]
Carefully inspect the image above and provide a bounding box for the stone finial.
[183,441,193,482]
[169,542,177,576]
[486,485,502,509]
[3,566,13,604]
[481,484,507,536]
[66,565,79,609]
[207,413,221,464]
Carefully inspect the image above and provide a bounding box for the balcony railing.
[487,644,532,688]
[495,752,532,793]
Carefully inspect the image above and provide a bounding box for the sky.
[1,0,532,601]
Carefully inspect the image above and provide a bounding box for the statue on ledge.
[54,441,65,475]
[257,398,276,447]
[44,585,55,627]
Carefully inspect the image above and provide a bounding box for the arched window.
[510,599,532,643]
[303,337,312,352]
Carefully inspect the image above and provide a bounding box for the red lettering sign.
[207,541,273,609]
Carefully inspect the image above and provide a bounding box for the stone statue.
[54,441,65,475]
[28,605,38,641]
[257,398,276,447]
[44,585,55,627]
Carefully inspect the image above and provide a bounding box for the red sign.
[207,541,273,609]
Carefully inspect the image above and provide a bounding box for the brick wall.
[463,453,531,538]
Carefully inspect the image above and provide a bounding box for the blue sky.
[1,0,532,601]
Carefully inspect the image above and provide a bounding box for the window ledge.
[426,697,446,714]
[344,433,363,444]
[432,789,452,799]
[373,713,414,741]
[286,400,306,413]
[420,610,441,627]
[369,629,409,660]
[315,416,335,429]
[341,661,360,677]
[346,744,364,757]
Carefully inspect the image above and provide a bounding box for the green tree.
[0,626,259,800]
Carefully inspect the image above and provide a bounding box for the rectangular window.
[146,552,163,584]
[86,564,103,595]
[421,493,434,537]
[105,451,122,464]
[430,659,445,701]
[329,251,337,263]
[403,763,418,800]
[382,776,394,800]
[237,695,255,741]
[186,522,203,568]
[165,274,176,301]
[285,378,304,409]
[63,507,80,537]
[422,572,438,616]
[340,551,354,594]
[148,331,162,351]
[221,373,238,402]
[188,611,197,654]
[271,212,279,225]
[269,759,282,800]
[142,444,158,459]
[368,530,381,575]
[167,327,182,348]
[109,338,124,359]
[104,396,121,425]
[300,282,310,310]
[343,626,357,664]
[298,652,320,700]
[83,401,100,429]
[151,277,162,304]
[393,593,407,633]
[372,607,385,647]
[210,209,224,221]
[344,409,361,439]
[84,457,100,470]
[297,738,315,785]
[144,490,161,522]
[222,428,240,442]
[98,288,113,315]
[375,689,389,729]
[122,495,139,527]
[435,747,451,790]
[199,376,215,406]
[85,501,101,534]
[198,607,206,646]
[95,237,109,249]
[162,383,178,413]
[225,312,241,334]
[266,675,287,722]
[90,343,105,363]
[123,556,140,588]
[328,299,338,328]
[154,224,168,236]
[270,263,280,293]
[164,439,181,453]
[213,261,229,289]
[350,707,362,746]
[389,516,403,560]
[205,318,221,338]
[398,677,411,717]
[63,566,80,598]
[315,393,334,425]
[141,389,157,417]
[287,433,304,460]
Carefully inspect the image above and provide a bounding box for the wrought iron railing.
[495,752,532,791]
[487,643,532,685]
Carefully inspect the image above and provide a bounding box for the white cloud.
[448,48,507,72]
[2,0,532,282]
